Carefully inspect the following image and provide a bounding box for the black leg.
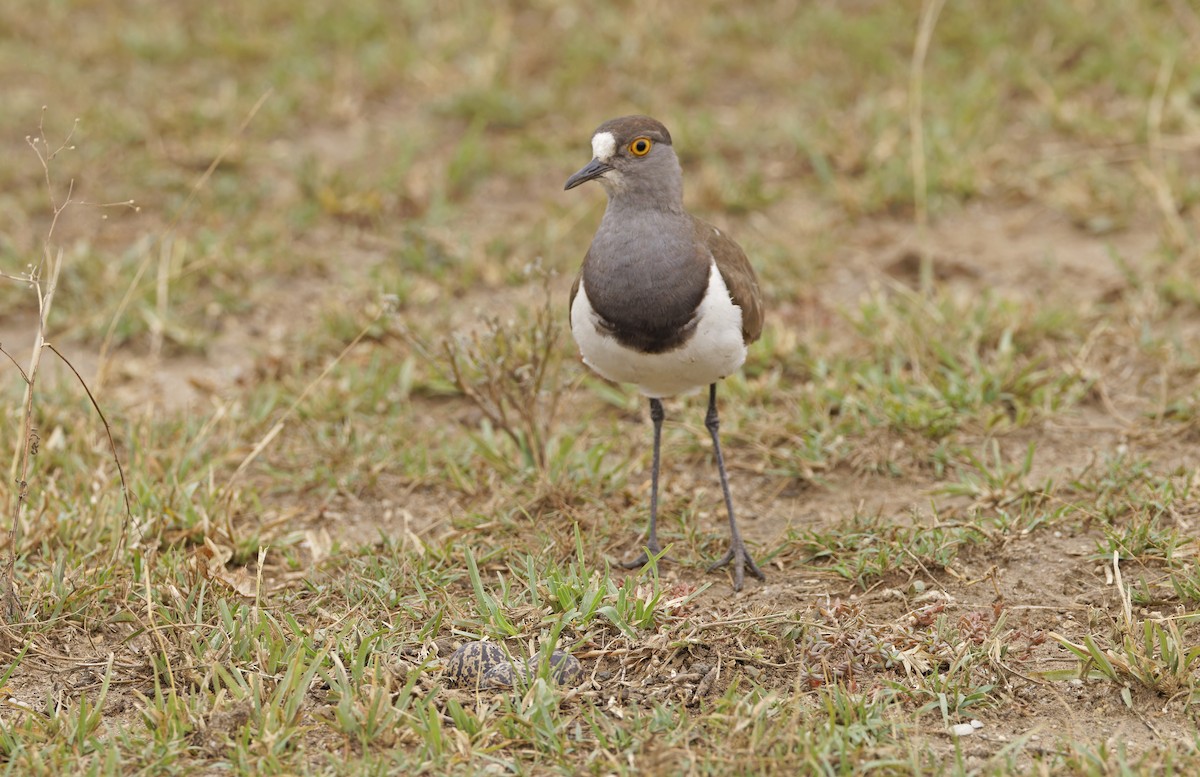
[705,383,765,591]
[622,397,665,569]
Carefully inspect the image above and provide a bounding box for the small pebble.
[950,723,976,737]
[970,719,983,729]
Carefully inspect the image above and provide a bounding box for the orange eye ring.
[629,137,652,156]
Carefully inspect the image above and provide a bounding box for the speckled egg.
[444,641,508,688]
[529,650,584,687]
[479,659,528,689]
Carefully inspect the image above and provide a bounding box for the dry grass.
[1,1,1200,774]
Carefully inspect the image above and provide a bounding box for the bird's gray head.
[564,115,683,208]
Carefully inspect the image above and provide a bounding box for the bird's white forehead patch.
[591,131,617,162]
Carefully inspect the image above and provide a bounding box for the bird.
[564,115,766,591]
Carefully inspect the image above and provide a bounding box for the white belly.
[570,262,748,398]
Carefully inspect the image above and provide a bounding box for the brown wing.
[696,218,764,344]
[568,267,582,317]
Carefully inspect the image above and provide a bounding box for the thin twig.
[45,344,135,556]
[908,0,946,294]
[5,111,135,621]
[6,248,64,620]
[3,116,81,621]
[0,344,30,384]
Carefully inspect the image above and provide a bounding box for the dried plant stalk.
[3,113,137,619]
[5,248,63,619]
[406,268,565,473]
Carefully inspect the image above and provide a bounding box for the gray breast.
[582,214,711,354]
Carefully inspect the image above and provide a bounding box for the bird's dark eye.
[629,137,652,156]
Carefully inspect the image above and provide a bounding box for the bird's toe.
[620,541,664,570]
[709,540,765,590]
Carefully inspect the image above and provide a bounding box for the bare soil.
[4,175,1197,768]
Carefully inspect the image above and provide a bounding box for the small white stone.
[950,723,976,737]
[970,719,983,729]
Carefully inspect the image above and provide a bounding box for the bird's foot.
[620,541,665,570]
[708,539,766,592]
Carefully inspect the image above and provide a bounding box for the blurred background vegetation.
[2,0,1197,350]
